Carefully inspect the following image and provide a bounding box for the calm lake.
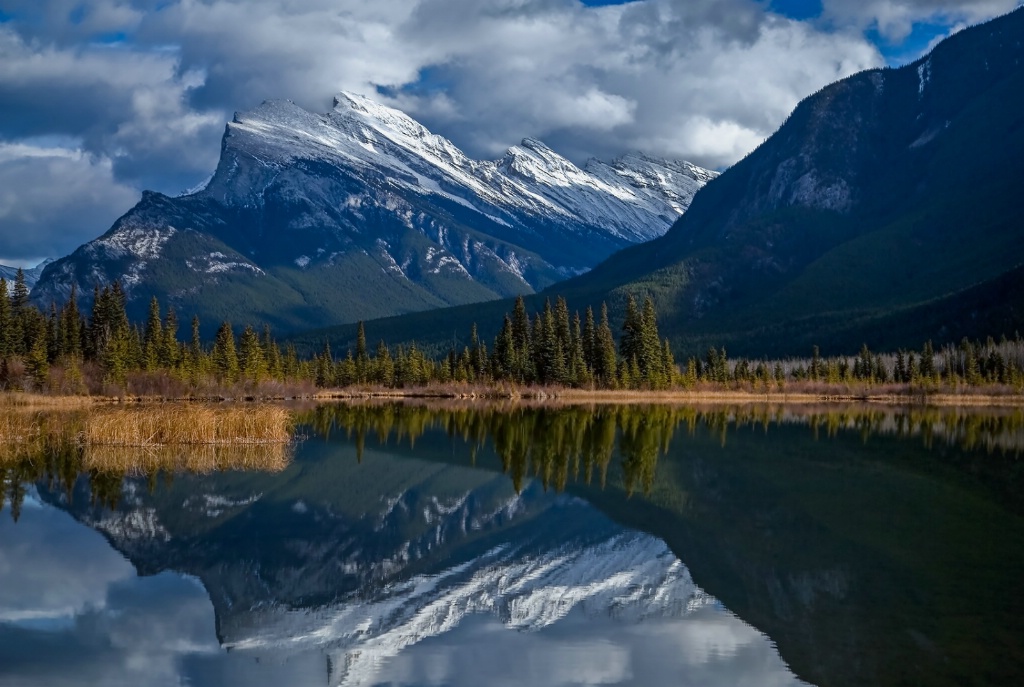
[1,403,1022,687]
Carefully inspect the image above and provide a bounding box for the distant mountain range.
[0,259,53,289]
[30,93,713,333]
[305,7,1024,357]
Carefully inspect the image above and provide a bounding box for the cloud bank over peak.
[0,0,1019,263]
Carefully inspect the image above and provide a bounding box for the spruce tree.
[25,319,50,390]
[159,307,179,369]
[493,315,515,380]
[638,297,662,385]
[144,296,162,370]
[262,325,283,379]
[238,325,267,382]
[375,340,395,386]
[920,340,936,381]
[188,316,204,381]
[511,296,531,379]
[0,278,10,358]
[211,322,239,383]
[46,303,61,362]
[582,306,597,374]
[596,303,618,387]
[61,283,82,359]
[8,270,28,356]
[619,295,641,364]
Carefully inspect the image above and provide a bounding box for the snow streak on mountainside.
[31,93,715,332]
[217,92,714,244]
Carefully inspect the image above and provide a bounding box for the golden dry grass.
[82,405,292,446]
[81,443,291,475]
[1,404,291,448]
[1,404,293,473]
[0,392,96,408]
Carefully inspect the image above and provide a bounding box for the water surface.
[1,403,1022,687]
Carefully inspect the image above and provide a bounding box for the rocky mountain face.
[337,8,1024,357]
[30,92,714,333]
[560,6,1024,354]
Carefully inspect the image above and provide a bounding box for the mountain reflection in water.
[2,402,1023,687]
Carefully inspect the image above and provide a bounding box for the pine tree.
[493,315,516,380]
[159,307,179,369]
[531,312,546,383]
[554,296,571,368]
[0,278,10,358]
[46,303,61,362]
[187,315,204,381]
[569,312,588,386]
[638,297,662,385]
[316,342,334,387]
[101,326,131,387]
[144,296,162,370]
[25,319,50,391]
[375,340,395,386]
[61,283,82,359]
[211,322,239,383]
[704,347,720,382]
[920,340,936,382]
[661,339,676,387]
[511,296,531,380]
[596,303,618,387]
[262,325,283,379]
[582,306,597,374]
[238,325,267,382]
[355,321,368,382]
[8,269,29,355]
[619,295,641,364]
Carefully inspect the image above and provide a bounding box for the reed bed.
[82,405,292,446]
[0,392,95,408]
[1,404,293,473]
[1,405,291,450]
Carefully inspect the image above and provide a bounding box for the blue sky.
[0,0,1020,265]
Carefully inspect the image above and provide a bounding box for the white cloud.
[820,0,1022,41]
[0,0,1018,260]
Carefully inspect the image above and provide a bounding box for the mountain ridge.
[31,93,714,333]
[300,8,1024,357]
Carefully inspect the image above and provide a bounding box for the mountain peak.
[33,91,715,331]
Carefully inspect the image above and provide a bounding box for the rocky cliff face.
[552,6,1024,355]
[31,93,714,332]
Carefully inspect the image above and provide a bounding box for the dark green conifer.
[596,303,618,387]
[619,295,641,364]
[0,278,11,358]
[211,322,239,383]
[238,325,267,382]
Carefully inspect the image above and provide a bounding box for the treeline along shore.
[2,268,1024,402]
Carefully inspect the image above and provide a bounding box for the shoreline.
[5,387,1024,408]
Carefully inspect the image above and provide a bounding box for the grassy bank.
[0,404,292,448]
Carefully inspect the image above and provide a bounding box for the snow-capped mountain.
[0,258,54,289]
[31,92,715,332]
